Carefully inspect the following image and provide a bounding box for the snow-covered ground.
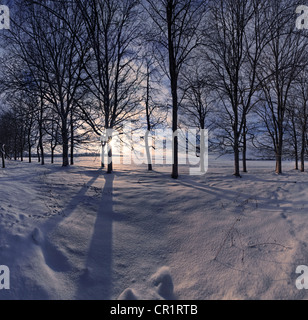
[1,156,308,300]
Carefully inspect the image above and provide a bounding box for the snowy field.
[1,156,308,300]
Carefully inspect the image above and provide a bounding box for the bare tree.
[180,63,212,131]
[285,103,300,170]
[298,76,308,172]
[24,95,37,164]
[256,0,307,174]
[180,61,212,173]
[0,108,22,161]
[9,0,89,167]
[0,53,40,163]
[286,70,308,172]
[141,57,168,171]
[76,0,142,174]
[204,0,268,177]
[143,0,205,179]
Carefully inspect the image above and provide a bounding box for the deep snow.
[1,156,308,300]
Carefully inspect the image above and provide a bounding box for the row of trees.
[1,0,308,177]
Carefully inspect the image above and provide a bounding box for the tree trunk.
[171,81,179,179]
[171,107,179,179]
[275,154,282,174]
[145,69,153,172]
[107,142,113,174]
[70,142,74,166]
[295,146,299,171]
[275,128,283,174]
[14,138,17,161]
[51,148,55,164]
[292,116,299,170]
[145,130,152,171]
[233,130,241,177]
[38,96,45,165]
[28,141,32,164]
[62,124,69,167]
[39,140,44,165]
[242,119,247,173]
[1,153,4,168]
[1,145,5,169]
[101,143,105,168]
[20,127,25,162]
[275,146,282,174]
[200,129,206,174]
[37,145,41,163]
[70,108,74,166]
[301,126,306,172]
[167,2,179,180]
[39,126,44,166]
[234,144,241,177]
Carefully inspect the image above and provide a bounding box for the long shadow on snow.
[75,173,124,300]
[178,178,294,214]
[35,172,104,274]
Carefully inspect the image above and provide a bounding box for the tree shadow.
[75,173,124,300]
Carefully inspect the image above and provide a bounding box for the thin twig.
[214,218,241,261]
[248,242,292,250]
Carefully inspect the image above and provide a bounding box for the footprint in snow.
[31,228,71,272]
[118,267,175,300]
